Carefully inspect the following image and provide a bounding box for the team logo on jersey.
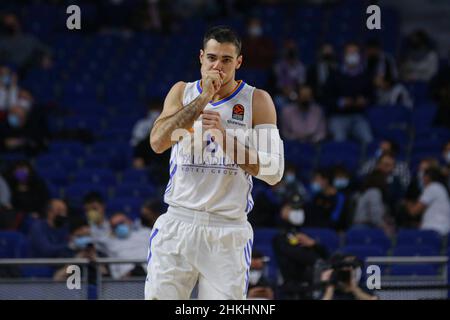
[232,104,245,121]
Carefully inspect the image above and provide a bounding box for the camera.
[328,253,362,285]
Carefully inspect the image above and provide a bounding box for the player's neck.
[213,79,239,102]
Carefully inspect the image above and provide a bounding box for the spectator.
[365,38,398,82]
[131,99,164,169]
[0,13,52,76]
[272,163,311,205]
[326,42,374,144]
[405,167,450,236]
[306,43,338,103]
[29,199,72,258]
[374,72,414,108]
[353,170,394,236]
[3,160,49,217]
[247,250,275,300]
[280,85,327,143]
[305,168,351,231]
[332,165,356,194]
[321,253,378,300]
[106,212,149,279]
[0,173,11,208]
[430,50,450,129]
[53,218,109,282]
[133,199,162,245]
[359,139,411,189]
[83,192,111,255]
[274,40,306,101]
[241,17,275,69]
[0,65,19,118]
[400,30,439,82]
[374,152,405,211]
[274,192,328,299]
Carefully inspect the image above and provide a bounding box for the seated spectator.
[131,99,162,169]
[430,50,450,129]
[106,212,149,280]
[3,160,49,218]
[132,199,162,248]
[272,163,311,205]
[326,42,374,144]
[353,170,394,236]
[274,192,328,299]
[374,152,405,212]
[405,167,450,236]
[0,173,11,208]
[400,29,439,82]
[241,17,275,69]
[359,139,411,189]
[304,168,352,231]
[53,218,109,283]
[332,165,356,195]
[247,250,275,300]
[0,65,19,120]
[374,73,413,108]
[0,13,52,76]
[365,38,398,83]
[441,140,450,189]
[320,253,378,300]
[306,43,338,103]
[82,192,111,255]
[281,85,326,143]
[273,40,306,100]
[29,199,73,258]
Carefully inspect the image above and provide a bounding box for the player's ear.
[236,55,243,70]
[199,49,204,64]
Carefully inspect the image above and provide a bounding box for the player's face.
[200,39,242,85]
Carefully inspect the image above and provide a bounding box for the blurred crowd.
[0,0,450,299]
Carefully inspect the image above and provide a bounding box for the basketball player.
[146,26,284,300]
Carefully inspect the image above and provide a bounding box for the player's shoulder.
[252,88,275,109]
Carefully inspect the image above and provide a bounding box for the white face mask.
[345,52,361,66]
[248,270,263,285]
[288,209,305,226]
[354,267,362,283]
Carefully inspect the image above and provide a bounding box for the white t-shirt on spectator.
[419,182,450,235]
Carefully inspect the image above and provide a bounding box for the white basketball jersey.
[164,80,256,220]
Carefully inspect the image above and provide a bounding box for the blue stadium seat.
[0,231,25,258]
[318,141,361,171]
[20,266,56,278]
[36,167,69,187]
[48,141,86,156]
[35,154,79,172]
[412,104,437,133]
[396,229,442,250]
[254,228,279,247]
[73,168,117,185]
[390,264,438,276]
[107,197,143,219]
[392,245,439,257]
[121,168,151,184]
[345,228,392,252]
[301,228,340,254]
[65,183,109,207]
[366,105,411,134]
[339,245,385,262]
[114,183,156,199]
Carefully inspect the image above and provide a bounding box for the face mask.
[8,114,20,128]
[248,26,263,37]
[310,182,322,194]
[248,269,263,285]
[17,98,32,111]
[334,178,349,189]
[288,209,305,226]
[345,53,360,66]
[285,173,296,184]
[54,215,68,228]
[14,168,29,182]
[445,151,450,164]
[87,209,103,225]
[115,223,130,239]
[354,267,362,283]
[74,236,93,250]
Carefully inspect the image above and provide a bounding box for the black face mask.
[53,215,68,228]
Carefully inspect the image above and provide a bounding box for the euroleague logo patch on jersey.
[232,104,245,121]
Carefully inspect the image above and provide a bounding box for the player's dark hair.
[203,25,242,55]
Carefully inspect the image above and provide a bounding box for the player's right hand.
[201,70,224,98]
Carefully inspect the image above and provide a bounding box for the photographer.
[274,193,329,299]
[320,253,378,300]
